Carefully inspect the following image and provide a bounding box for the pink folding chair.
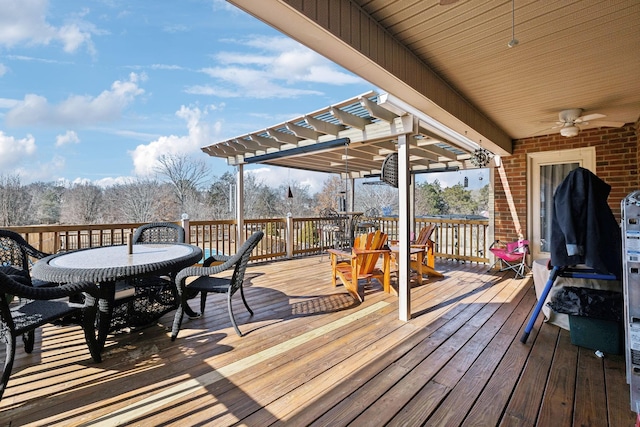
[488,239,530,279]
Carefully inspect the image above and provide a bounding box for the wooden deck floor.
[1,256,635,426]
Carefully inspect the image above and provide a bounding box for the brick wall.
[493,122,640,243]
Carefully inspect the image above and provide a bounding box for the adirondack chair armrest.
[327,248,351,257]
[352,248,390,255]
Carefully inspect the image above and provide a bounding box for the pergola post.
[397,115,418,321]
[348,177,355,212]
[236,164,245,246]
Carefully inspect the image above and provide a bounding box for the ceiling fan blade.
[529,126,559,137]
[577,113,606,122]
[580,120,625,129]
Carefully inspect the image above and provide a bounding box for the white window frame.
[527,147,596,260]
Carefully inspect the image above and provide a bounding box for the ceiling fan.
[551,108,624,137]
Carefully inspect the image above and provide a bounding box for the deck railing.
[6,216,489,264]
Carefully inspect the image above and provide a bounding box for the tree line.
[0,154,488,226]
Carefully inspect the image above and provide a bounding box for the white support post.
[286,213,293,259]
[409,174,416,238]
[397,115,417,322]
[236,164,245,246]
[181,214,190,244]
[349,177,356,212]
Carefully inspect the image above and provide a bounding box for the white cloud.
[5,54,71,64]
[58,23,95,54]
[94,176,136,188]
[0,63,7,77]
[163,24,188,33]
[106,129,162,141]
[0,98,19,109]
[0,131,69,183]
[16,155,67,182]
[5,72,145,127]
[212,0,240,13]
[188,35,364,98]
[129,105,222,176]
[151,64,184,70]
[0,0,97,54]
[55,130,80,146]
[0,131,37,170]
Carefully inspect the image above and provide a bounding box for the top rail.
[6,216,489,265]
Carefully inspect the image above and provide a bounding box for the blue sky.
[0,0,487,193]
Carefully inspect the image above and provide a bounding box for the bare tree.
[154,154,210,213]
[315,175,345,213]
[27,181,63,224]
[0,174,31,226]
[354,181,397,215]
[243,173,278,218]
[103,179,175,223]
[206,172,236,219]
[60,183,103,224]
[278,181,314,217]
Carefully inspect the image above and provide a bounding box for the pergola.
[201,90,497,321]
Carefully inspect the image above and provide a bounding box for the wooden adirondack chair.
[411,224,443,278]
[391,224,443,280]
[327,230,391,302]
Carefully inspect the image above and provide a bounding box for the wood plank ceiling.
[355,0,640,139]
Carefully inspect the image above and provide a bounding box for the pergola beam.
[286,122,322,140]
[331,107,371,130]
[360,96,398,123]
[250,134,282,149]
[267,129,301,145]
[304,115,343,135]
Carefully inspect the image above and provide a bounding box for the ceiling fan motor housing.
[559,108,584,122]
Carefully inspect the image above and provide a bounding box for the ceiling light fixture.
[508,0,519,48]
[560,125,580,138]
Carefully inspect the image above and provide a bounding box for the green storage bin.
[568,315,623,355]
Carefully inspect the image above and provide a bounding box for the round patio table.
[32,243,203,360]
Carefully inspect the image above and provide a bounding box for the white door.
[527,147,596,260]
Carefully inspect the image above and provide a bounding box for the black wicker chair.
[111,222,187,331]
[0,270,100,400]
[0,229,58,289]
[132,222,185,244]
[171,231,264,340]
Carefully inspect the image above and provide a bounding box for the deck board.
[538,328,578,427]
[574,346,608,427]
[0,256,635,426]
